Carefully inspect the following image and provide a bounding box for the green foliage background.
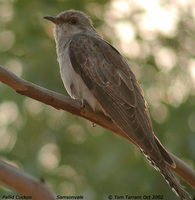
[0,0,194,199]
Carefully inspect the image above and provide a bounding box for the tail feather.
[159,166,191,200]
[154,136,176,168]
[142,151,191,200]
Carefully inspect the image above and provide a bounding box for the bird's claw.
[80,99,86,109]
[91,122,96,127]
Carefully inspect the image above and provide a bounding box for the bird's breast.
[57,45,101,112]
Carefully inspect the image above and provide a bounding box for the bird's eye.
[69,18,77,25]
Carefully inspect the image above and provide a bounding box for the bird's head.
[44,10,96,41]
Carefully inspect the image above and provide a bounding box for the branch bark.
[0,65,195,191]
[0,160,55,200]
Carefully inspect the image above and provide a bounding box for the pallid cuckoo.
[44,10,191,200]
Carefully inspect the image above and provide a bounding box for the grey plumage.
[44,10,191,200]
[69,34,190,199]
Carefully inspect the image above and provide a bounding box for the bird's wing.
[69,33,172,165]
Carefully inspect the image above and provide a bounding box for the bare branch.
[0,160,55,200]
[0,65,195,190]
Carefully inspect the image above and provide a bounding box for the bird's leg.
[80,99,97,127]
[80,99,86,109]
[91,122,96,127]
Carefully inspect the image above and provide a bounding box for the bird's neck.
[55,36,70,58]
[55,29,101,58]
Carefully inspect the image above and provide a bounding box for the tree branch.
[0,160,55,200]
[0,65,194,190]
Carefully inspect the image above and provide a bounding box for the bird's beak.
[44,16,58,24]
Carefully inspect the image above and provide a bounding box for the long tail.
[143,151,191,200]
[158,166,191,200]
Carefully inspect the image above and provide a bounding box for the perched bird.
[44,10,190,199]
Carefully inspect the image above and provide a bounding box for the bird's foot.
[91,122,96,127]
[80,99,86,109]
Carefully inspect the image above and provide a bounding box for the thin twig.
[0,160,55,200]
[0,65,195,189]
